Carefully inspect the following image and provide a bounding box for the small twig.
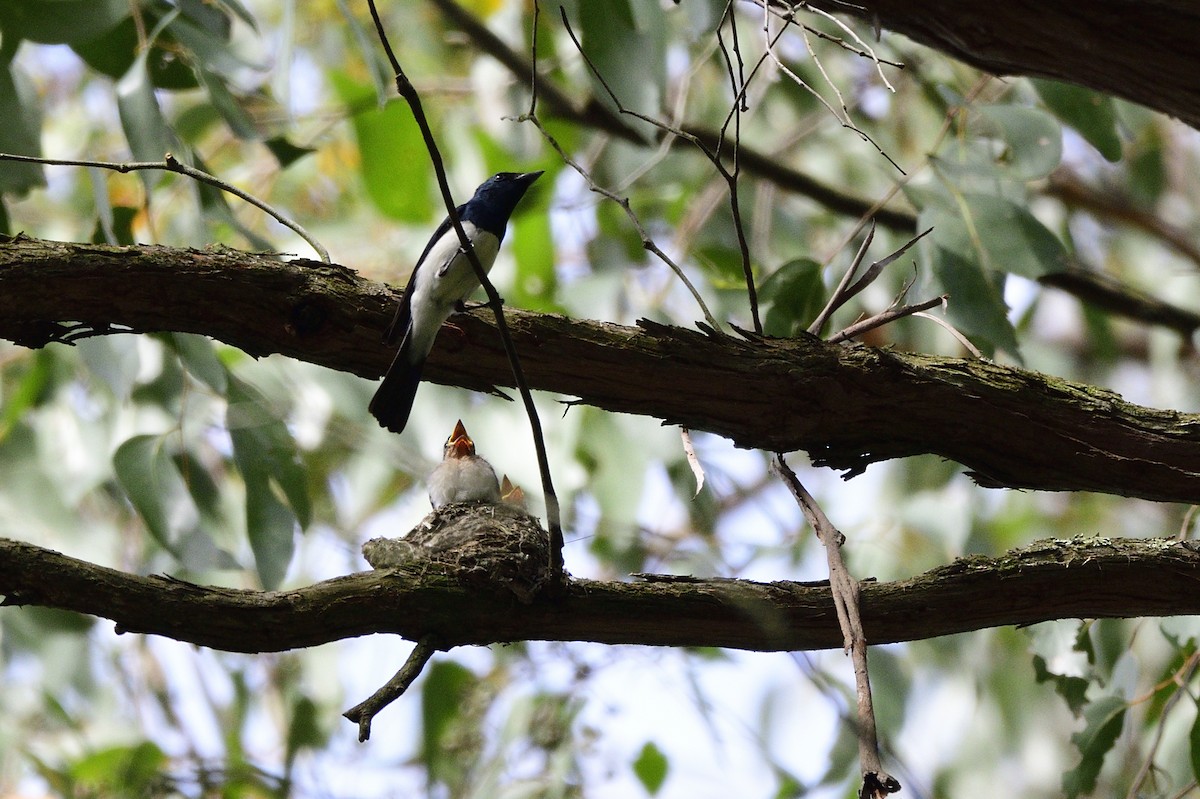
[0,151,330,263]
[680,427,705,497]
[524,113,721,331]
[811,226,932,336]
[716,5,762,334]
[810,222,876,335]
[828,294,946,343]
[759,9,904,175]
[557,6,760,333]
[365,0,565,581]
[772,455,899,797]
[343,636,439,741]
[1125,652,1200,799]
[912,311,983,357]
[430,0,917,233]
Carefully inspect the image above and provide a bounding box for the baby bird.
[428,419,500,509]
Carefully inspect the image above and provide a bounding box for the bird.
[369,170,544,434]
[428,419,501,509]
[499,474,527,509]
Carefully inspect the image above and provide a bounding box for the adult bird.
[369,170,543,434]
[428,419,500,508]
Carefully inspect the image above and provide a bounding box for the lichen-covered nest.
[361,502,553,603]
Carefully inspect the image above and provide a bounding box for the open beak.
[446,419,475,458]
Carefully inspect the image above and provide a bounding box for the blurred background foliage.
[1,0,1200,796]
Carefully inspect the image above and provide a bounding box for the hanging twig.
[772,455,900,798]
[556,6,762,333]
[364,0,565,582]
[0,151,330,263]
[343,636,439,741]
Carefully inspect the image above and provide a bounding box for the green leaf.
[1190,698,1200,785]
[70,742,167,794]
[116,53,176,186]
[509,183,560,312]
[0,0,127,45]
[244,479,295,589]
[265,136,316,169]
[169,333,228,393]
[91,206,138,246]
[569,0,664,142]
[0,349,52,437]
[0,63,45,195]
[197,67,258,139]
[632,741,669,795]
[285,696,324,768]
[975,104,1062,181]
[72,15,198,90]
[421,660,477,783]
[113,434,200,551]
[331,71,432,222]
[760,258,825,336]
[938,192,1068,279]
[227,377,309,588]
[924,238,1018,358]
[78,336,140,400]
[1063,695,1126,798]
[1032,79,1122,162]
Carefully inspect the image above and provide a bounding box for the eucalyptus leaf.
[1032,78,1122,162]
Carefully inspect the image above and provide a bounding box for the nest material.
[361,502,553,603]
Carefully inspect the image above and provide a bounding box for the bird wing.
[381,205,463,346]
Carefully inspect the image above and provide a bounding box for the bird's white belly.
[406,224,501,357]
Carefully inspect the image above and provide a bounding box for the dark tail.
[368,344,425,434]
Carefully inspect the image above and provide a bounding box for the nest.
[361,502,553,603]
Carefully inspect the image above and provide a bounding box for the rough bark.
[2,234,1200,503]
[810,0,1200,130]
[2,535,1197,653]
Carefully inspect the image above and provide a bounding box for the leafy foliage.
[0,0,1199,797]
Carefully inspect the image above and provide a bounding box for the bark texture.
[2,235,1200,503]
[812,0,1200,129]
[2,535,1197,653]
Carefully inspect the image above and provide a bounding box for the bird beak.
[446,419,475,458]
[519,170,544,185]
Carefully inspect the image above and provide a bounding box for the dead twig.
[343,636,439,741]
[0,151,330,263]
[772,455,899,797]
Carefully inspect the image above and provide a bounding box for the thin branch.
[911,311,984,357]
[363,0,565,583]
[522,112,721,331]
[428,0,916,231]
[557,6,763,332]
[772,455,899,796]
[759,7,904,174]
[828,294,947,343]
[809,222,876,335]
[0,151,330,263]
[715,5,763,334]
[343,636,439,741]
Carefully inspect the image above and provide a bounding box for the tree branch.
[3,235,1200,503]
[806,0,1200,131]
[3,536,1200,653]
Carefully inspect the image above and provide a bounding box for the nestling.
[428,419,501,509]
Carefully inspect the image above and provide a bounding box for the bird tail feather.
[369,341,424,434]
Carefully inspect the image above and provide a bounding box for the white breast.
[406,222,502,360]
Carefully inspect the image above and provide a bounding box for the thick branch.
[3,235,1200,502]
[2,536,1199,653]
[809,0,1200,130]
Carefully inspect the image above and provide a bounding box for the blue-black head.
[461,170,543,236]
